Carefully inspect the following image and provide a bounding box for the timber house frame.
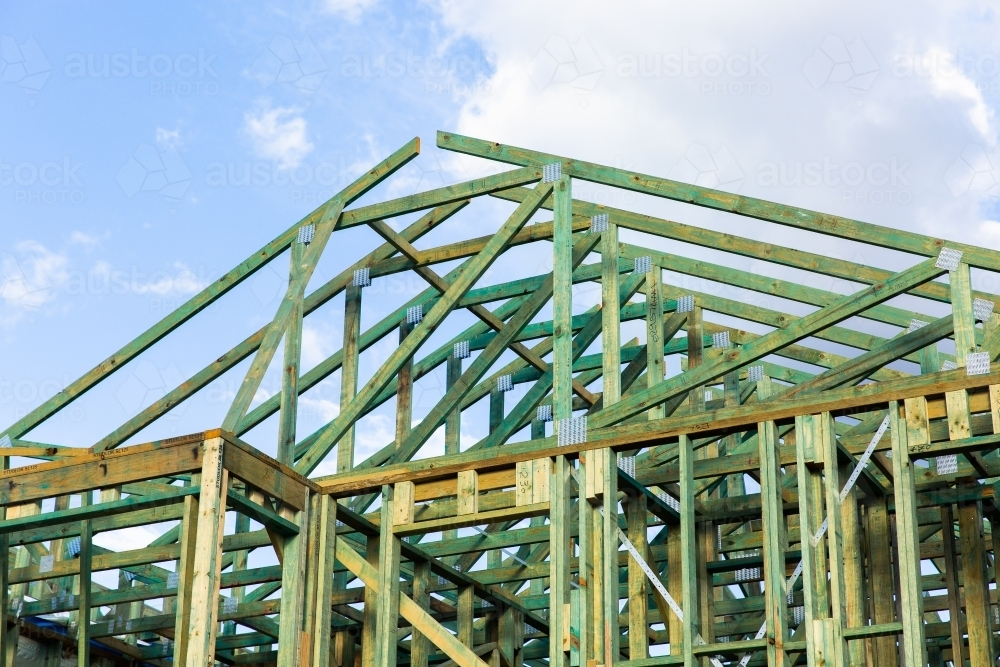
[4,131,1000,667]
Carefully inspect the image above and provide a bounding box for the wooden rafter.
[5,132,1000,667]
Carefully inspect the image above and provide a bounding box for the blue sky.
[3,1,1000,474]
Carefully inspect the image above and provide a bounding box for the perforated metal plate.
[352,267,371,288]
[936,454,957,475]
[38,555,54,573]
[557,416,587,445]
[935,247,963,271]
[658,490,680,512]
[590,213,608,233]
[634,255,652,273]
[618,455,636,477]
[67,537,81,558]
[974,298,995,322]
[496,374,513,392]
[297,224,315,245]
[966,351,990,375]
[542,162,562,183]
[406,305,423,325]
[453,340,470,359]
[677,295,695,313]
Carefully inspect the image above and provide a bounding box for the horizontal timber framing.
[6,131,1000,666]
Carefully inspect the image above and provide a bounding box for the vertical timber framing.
[11,132,1000,666]
[550,169,573,667]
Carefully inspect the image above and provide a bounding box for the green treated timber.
[591,257,946,428]
[352,364,601,513]
[723,325,912,385]
[226,490,299,536]
[359,213,591,287]
[9,503,187,546]
[618,243,950,334]
[350,257,635,424]
[258,223,604,434]
[22,565,284,617]
[0,487,198,535]
[384,230,603,470]
[8,529,273,585]
[294,180,554,476]
[92,177,464,454]
[223,195,347,430]
[472,269,648,454]
[5,137,420,445]
[658,278,949,366]
[289,290,528,461]
[317,366,1000,497]
[335,506,548,631]
[141,632,277,660]
[439,130,1000,273]
[89,599,281,639]
[338,165,542,227]
[329,316,568,481]
[782,315,953,398]
[269,262,500,441]
[492,187,1000,308]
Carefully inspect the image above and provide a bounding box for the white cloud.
[300,394,340,422]
[0,241,70,320]
[302,323,336,368]
[978,220,1000,250]
[924,46,995,143]
[130,262,207,296]
[155,126,182,150]
[93,524,166,554]
[323,0,379,21]
[429,1,999,259]
[69,230,106,248]
[353,413,395,461]
[244,100,314,169]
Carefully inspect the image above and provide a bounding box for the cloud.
[69,230,106,248]
[0,241,70,319]
[978,220,1000,250]
[243,100,314,169]
[323,0,379,21]
[302,323,336,368]
[427,0,1000,265]
[300,394,340,422]
[130,262,207,296]
[923,46,995,143]
[155,126,182,149]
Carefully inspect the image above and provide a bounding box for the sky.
[3,0,1000,479]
